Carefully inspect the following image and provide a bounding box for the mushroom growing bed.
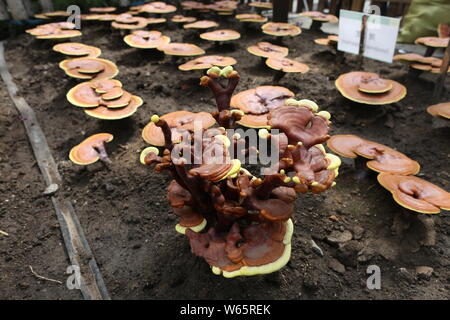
[1,8,450,300]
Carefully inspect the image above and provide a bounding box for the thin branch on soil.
[0,229,9,236]
[29,265,63,285]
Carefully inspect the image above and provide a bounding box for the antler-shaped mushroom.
[200,66,243,128]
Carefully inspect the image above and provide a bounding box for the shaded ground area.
[1,14,449,299]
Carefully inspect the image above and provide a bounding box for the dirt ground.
[1,12,449,300]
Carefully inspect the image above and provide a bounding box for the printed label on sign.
[337,10,400,63]
[337,10,362,55]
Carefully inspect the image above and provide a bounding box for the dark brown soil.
[1,15,449,300]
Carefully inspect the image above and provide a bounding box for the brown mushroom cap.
[171,15,197,23]
[335,72,407,105]
[181,1,207,10]
[69,133,113,165]
[158,42,205,56]
[124,30,170,49]
[377,173,450,214]
[415,36,449,48]
[237,114,270,128]
[300,11,338,23]
[178,55,237,71]
[140,2,177,14]
[261,22,302,37]
[59,58,119,80]
[235,13,267,23]
[142,111,216,146]
[84,95,143,120]
[247,41,289,58]
[112,14,148,30]
[248,1,273,9]
[200,29,241,41]
[231,86,295,115]
[266,57,309,73]
[41,11,70,17]
[183,20,219,29]
[327,134,420,175]
[67,79,132,108]
[53,43,101,58]
[427,102,450,120]
[90,7,117,13]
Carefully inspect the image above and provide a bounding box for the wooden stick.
[433,41,450,100]
[29,266,63,285]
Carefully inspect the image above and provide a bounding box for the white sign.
[337,10,401,63]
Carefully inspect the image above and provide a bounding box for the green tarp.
[398,0,450,43]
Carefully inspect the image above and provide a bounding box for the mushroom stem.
[353,156,371,180]
[200,71,240,113]
[416,214,436,246]
[93,143,112,164]
[272,70,286,83]
[154,118,174,150]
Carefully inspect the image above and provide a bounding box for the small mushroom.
[235,13,267,23]
[314,35,338,48]
[335,71,407,105]
[111,14,148,30]
[427,102,450,120]
[53,42,101,58]
[124,30,170,49]
[67,79,131,108]
[415,36,450,56]
[300,11,338,31]
[158,42,205,57]
[248,1,273,14]
[179,55,237,71]
[84,95,144,120]
[183,20,219,30]
[261,22,301,43]
[69,133,113,165]
[59,57,119,80]
[266,57,309,83]
[142,111,216,146]
[378,173,450,246]
[200,29,241,42]
[140,2,177,15]
[378,173,450,214]
[247,42,289,64]
[171,15,197,24]
[90,7,117,13]
[327,134,420,176]
[146,17,167,25]
[26,22,81,40]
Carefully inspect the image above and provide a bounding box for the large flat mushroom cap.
[124,30,171,49]
[248,1,273,9]
[172,15,197,23]
[158,43,205,56]
[266,57,309,73]
[90,7,117,13]
[230,86,295,115]
[183,20,219,29]
[427,102,450,120]
[377,173,450,214]
[179,55,237,71]
[112,15,148,29]
[60,57,119,80]
[53,43,102,58]
[42,11,70,17]
[235,13,267,23]
[84,95,143,120]
[300,11,338,23]
[140,2,177,13]
[69,133,113,165]
[97,14,119,21]
[327,134,420,175]
[415,36,449,48]
[261,22,301,37]
[200,29,241,41]
[335,71,407,105]
[237,113,270,128]
[142,111,216,146]
[247,41,289,58]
